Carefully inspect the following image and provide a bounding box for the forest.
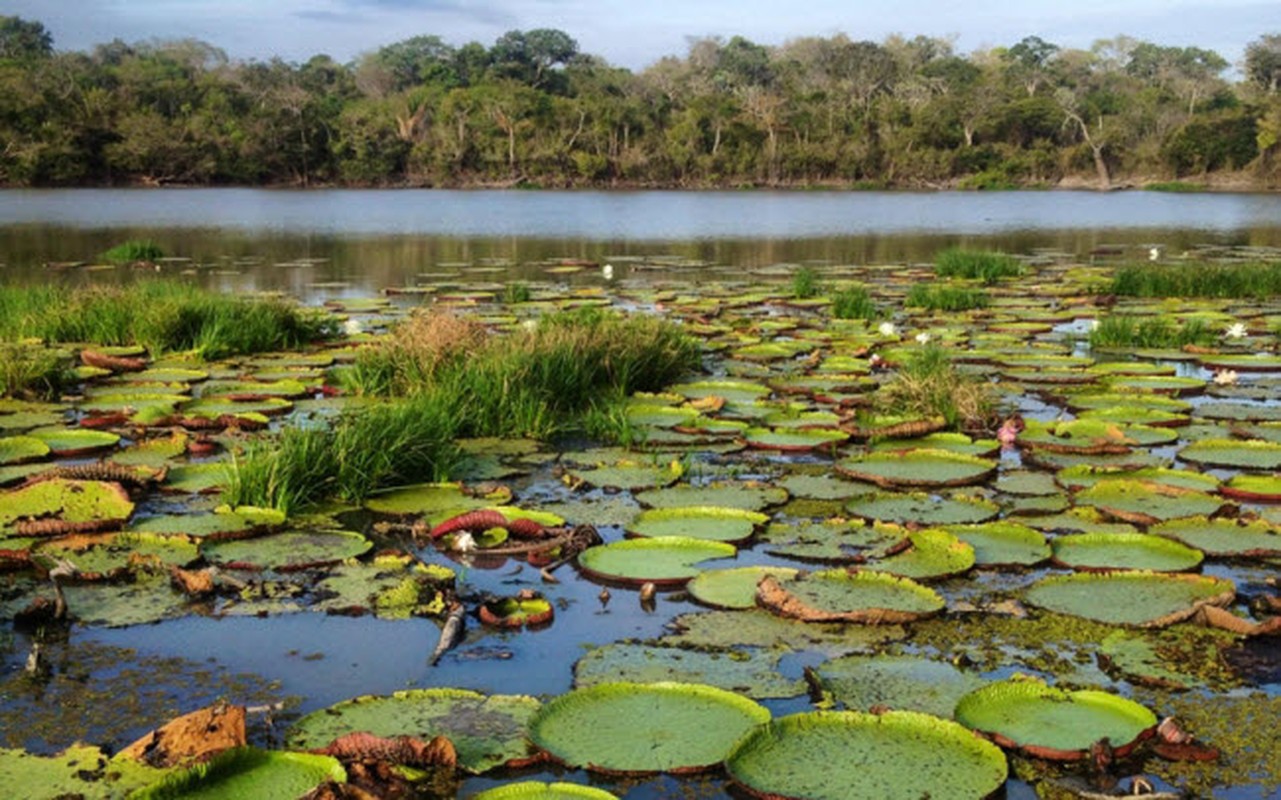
[1,15,1280,190]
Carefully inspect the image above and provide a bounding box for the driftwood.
[429,601,466,666]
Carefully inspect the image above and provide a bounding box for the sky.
[7,0,1277,70]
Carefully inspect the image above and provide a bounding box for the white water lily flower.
[602,263,614,280]
[341,318,363,336]
[452,532,476,553]
[1224,322,1248,339]
[915,332,932,344]
[1213,369,1239,386]
[877,321,898,337]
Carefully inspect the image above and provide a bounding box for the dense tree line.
[1,16,1280,189]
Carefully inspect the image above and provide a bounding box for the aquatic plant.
[875,344,997,429]
[1088,315,1215,348]
[830,284,878,319]
[791,266,821,299]
[904,282,989,311]
[1110,261,1281,298]
[0,342,73,399]
[933,248,1024,284]
[99,239,164,265]
[503,282,532,304]
[0,282,337,359]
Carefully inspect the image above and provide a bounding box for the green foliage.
[1110,262,1281,298]
[1161,110,1258,175]
[1144,181,1205,192]
[830,285,878,320]
[904,283,989,311]
[100,239,165,264]
[1088,315,1216,348]
[0,282,338,359]
[933,249,1024,284]
[0,342,72,399]
[503,282,532,304]
[791,267,821,300]
[876,345,996,429]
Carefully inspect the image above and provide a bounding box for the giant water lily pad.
[837,449,997,489]
[845,491,999,526]
[813,655,987,718]
[742,427,848,451]
[1055,465,1220,493]
[869,432,998,457]
[757,569,945,624]
[1074,480,1224,526]
[0,743,164,799]
[1024,571,1234,627]
[528,681,770,774]
[1221,473,1281,502]
[759,520,908,563]
[34,532,199,579]
[954,677,1157,759]
[0,479,135,534]
[0,436,50,465]
[686,565,800,609]
[287,688,540,774]
[576,537,736,587]
[565,460,684,491]
[941,522,1051,567]
[163,463,230,494]
[364,482,512,520]
[635,481,788,511]
[776,473,861,501]
[1179,438,1281,470]
[1150,516,1281,558]
[627,506,767,543]
[471,783,619,800]
[201,529,370,571]
[129,747,344,799]
[1052,532,1204,572]
[573,643,804,699]
[29,427,120,457]
[868,528,975,580]
[725,710,1007,800]
[661,609,907,655]
[671,380,771,404]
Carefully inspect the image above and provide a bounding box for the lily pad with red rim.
[1055,465,1220,493]
[527,681,770,774]
[1221,474,1281,502]
[1074,479,1224,526]
[1150,515,1281,558]
[866,528,975,580]
[1023,571,1234,627]
[741,426,849,452]
[28,427,120,457]
[0,479,135,535]
[471,783,619,800]
[634,481,788,511]
[364,482,513,521]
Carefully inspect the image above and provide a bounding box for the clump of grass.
[876,344,997,429]
[1111,262,1281,299]
[100,239,165,264]
[1089,315,1215,349]
[904,283,989,311]
[791,267,822,299]
[1144,181,1204,193]
[582,392,649,449]
[934,248,1024,284]
[503,283,532,304]
[0,283,337,359]
[0,343,74,399]
[830,285,878,320]
[341,311,488,396]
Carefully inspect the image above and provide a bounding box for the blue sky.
[8,0,1277,69]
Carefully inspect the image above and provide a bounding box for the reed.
[1110,262,1281,298]
[904,283,990,311]
[934,248,1024,284]
[830,285,878,320]
[1088,315,1215,349]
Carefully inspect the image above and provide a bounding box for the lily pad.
[868,528,975,580]
[627,506,767,543]
[130,747,344,800]
[942,521,1051,567]
[565,460,684,491]
[1052,532,1204,572]
[1055,465,1220,493]
[742,427,849,451]
[528,681,770,774]
[813,654,987,718]
[573,643,804,699]
[954,677,1157,759]
[757,569,945,623]
[837,449,997,489]
[671,380,772,404]
[661,609,907,655]
[1178,438,1281,470]
[0,436,50,465]
[576,537,736,587]
[1150,516,1281,558]
[845,491,999,526]
[634,481,788,511]
[471,783,619,800]
[364,482,513,520]
[163,463,231,494]
[725,710,1007,800]
[287,689,540,774]
[1074,479,1224,526]
[28,427,120,457]
[759,520,909,563]
[201,529,371,571]
[0,479,135,535]
[776,473,860,501]
[686,565,800,609]
[1221,473,1281,502]
[1023,571,1234,628]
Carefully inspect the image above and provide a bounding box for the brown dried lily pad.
[118,703,247,768]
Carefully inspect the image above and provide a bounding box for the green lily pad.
[1150,515,1281,557]
[758,569,945,623]
[111,434,190,468]
[1024,571,1235,627]
[573,643,804,699]
[130,747,344,800]
[528,681,770,774]
[941,521,1051,567]
[0,435,50,465]
[126,511,264,540]
[759,520,908,563]
[845,491,999,526]
[686,565,801,609]
[34,532,198,578]
[0,408,67,432]
[0,479,135,535]
[179,397,293,418]
[1067,392,1191,413]
[725,710,1007,800]
[869,528,975,580]
[1018,418,1176,450]
[870,432,999,457]
[28,427,120,457]
[671,380,772,404]
[776,472,860,501]
[313,558,449,619]
[625,404,699,428]
[742,427,849,451]
[566,460,684,491]
[661,609,908,655]
[1052,532,1204,572]
[1196,401,1281,422]
[1221,473,1281,502]
[837,449,997,489]
[813,654,987,718]
[628,506,767,543]
[287,689,540,774]
[1179,438,1281,470]
[364,482,513,519]
[0,743,160,800]
[61,571,189,627]
[471,782,619,800]
[1074,479,1224,525]
[634,481,788,511]
[163,463,231,494]
[1077,405,1189,427]
[1055,465,1220,493]
[1107,375,1205,394]
[1098,630,1203,690]
[954,677,1157,758]
[576,537,736,587]
[201,529,371,571]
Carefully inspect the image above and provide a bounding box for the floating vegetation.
[933,248,1025,284]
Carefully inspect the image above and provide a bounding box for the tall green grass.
[876,344,996,429]
[229,308,701,511]
[100,239,165,265]
[1088,315,1215,349]
[933,249,1024,284]
[791,267,822,299]
[904,283,990,311]
[1110,262,1281,298]
[0,283,337,359]
[0,343,74,399]
[830,285,878,320]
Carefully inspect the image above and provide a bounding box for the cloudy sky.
[8,0,1276,69]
